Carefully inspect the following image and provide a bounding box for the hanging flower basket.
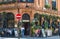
[45,4,50,9]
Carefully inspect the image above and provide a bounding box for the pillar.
[50,18,52,29]
[41,17,44,26]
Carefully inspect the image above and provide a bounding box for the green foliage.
[30,22,35,26]
[54,8,57,11]
[52,16,57,21]
[45,4,50,9]
[58,17,60,19]
[44,20,48,29]
[52,7,57,11]
[31,25,41,36]
[41,14,45,17]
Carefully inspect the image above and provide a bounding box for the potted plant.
[45,4,50,9]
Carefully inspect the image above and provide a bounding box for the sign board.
[16,14,21,20]
[22,20,30,22]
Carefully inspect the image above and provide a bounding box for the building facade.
[0,0,60,36]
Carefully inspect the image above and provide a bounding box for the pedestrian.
[41,28,46,37]
[7,29,12,37]
[41,21,46,37]
[14,28,18,37]
[58,22,60,36]
[35,29,39,37]
[37,29,40,37]
[12,29,15,37]
[20,26,25,37]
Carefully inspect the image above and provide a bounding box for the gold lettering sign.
[23,9,31,12]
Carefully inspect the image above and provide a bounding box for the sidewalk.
[0,36,59,39]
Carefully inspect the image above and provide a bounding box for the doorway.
[22,13,30,36]
[23,22,30,35]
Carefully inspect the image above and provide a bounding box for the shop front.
[22,13,30,36]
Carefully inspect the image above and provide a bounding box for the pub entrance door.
[22,13,30,36]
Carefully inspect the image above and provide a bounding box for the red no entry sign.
[16,14,21,19]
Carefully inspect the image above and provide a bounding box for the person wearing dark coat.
[58,22,60,36]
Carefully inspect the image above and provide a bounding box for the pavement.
[0,36,60,39]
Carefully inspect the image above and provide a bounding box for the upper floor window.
[20,0,34,3]
[0,0,16,4]
[27,0,34,3]
[3,0,7,2]
[52,0,56,10]
[45,0,50,9]
[20,0,26,2]
[45,0,49,5]
[8,0,13,2]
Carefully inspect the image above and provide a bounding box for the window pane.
[20,0,26,2]
[19,0,34,3]
[3,0,7,2]
[8,0,12,2]
[45,0,49,5]
[27,0,34,3]
[52,0,56,9]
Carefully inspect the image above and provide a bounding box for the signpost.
[16,14,21,38]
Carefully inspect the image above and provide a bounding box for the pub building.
[0,0,60,37]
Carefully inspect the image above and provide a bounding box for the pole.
[16,0,20,39]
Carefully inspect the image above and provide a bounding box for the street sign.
[16,14,21,20]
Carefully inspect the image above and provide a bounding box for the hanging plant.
[41,14,49,20]
[41,14,45,17]
[45,4,50,9]
[52,16,57,21]
[30,22,35,26]
[56,16,60,19]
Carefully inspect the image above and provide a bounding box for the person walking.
[41,21,46,37]
[58,22,60,36]
[20,26,25,37]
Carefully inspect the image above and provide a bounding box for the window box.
[45,4,50,9]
